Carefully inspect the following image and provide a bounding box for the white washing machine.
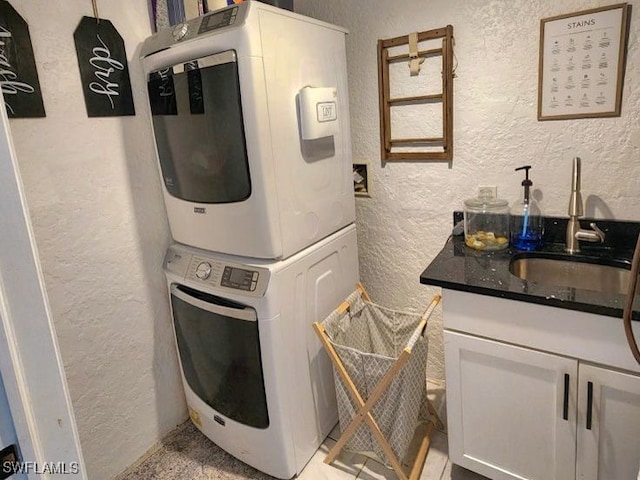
[163,224,358,479]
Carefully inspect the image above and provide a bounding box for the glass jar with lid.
[463,192,510,251]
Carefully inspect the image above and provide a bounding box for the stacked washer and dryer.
[140,2,358,478]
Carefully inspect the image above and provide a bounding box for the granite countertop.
[420,214,640,321]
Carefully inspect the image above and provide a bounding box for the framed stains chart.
[538,3,630,120]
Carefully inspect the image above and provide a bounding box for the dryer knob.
[195,262,212,280]
[172,23,189,41]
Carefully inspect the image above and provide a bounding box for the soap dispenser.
[511,165,543,251]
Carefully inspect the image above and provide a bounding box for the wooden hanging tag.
[73,15,135,117]
[0,2,46,118]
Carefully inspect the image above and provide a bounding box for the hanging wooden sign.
[73,16,135,117]
[0,1,46,118]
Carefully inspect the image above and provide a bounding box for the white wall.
[6,2,186,479]
[295,0,640,385]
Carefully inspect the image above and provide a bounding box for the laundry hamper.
[312,284,441,480]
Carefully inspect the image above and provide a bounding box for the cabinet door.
[444,331,578,480]
[577,363,640,480]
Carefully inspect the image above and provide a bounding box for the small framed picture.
[538,3,630,120]
[353,163,371,197]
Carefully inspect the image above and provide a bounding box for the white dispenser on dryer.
[299,86,340,140]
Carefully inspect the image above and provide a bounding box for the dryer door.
[148,50,251,204]
[170,283,269,429]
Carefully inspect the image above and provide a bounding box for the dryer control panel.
[164,246,270,298]
[140,3,248,58]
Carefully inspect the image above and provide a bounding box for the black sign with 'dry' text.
[74,16,135,117]
[0,1,46,118]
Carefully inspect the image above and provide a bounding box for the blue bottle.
[511,166,543,251]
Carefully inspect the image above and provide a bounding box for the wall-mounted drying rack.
[377,25,454,161]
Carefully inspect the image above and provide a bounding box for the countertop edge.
[419,274,628,320]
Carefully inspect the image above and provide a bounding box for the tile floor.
[117,420,489,480]
[298,423,487,480]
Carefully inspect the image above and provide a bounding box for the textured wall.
[6,2,187,479]
[295,0,640,386]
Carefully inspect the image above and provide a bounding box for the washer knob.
[195,262,212,280]
[172,23,189,41]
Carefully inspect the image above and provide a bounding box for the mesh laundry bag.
[322,289,429,465]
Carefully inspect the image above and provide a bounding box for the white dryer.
[142,2,355,259]
[163,224,359,478]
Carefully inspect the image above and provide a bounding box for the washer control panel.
[164,246,269,297]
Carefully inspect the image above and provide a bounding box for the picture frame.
[538,3,629,120]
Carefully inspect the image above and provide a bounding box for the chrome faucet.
[566,157,605,253]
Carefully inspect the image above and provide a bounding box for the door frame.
[0,97,86,477]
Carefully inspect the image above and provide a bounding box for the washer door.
[170,283,269,429]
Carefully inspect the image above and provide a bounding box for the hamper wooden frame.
[312,283,442,480]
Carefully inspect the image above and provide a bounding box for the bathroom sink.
[509,253,631,295]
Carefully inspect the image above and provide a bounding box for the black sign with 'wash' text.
[0,1,46,118]
[73,16,135,117]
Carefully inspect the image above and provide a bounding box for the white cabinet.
[442,289,640,480]
[576,364,640,480]
[445,331,577,480]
